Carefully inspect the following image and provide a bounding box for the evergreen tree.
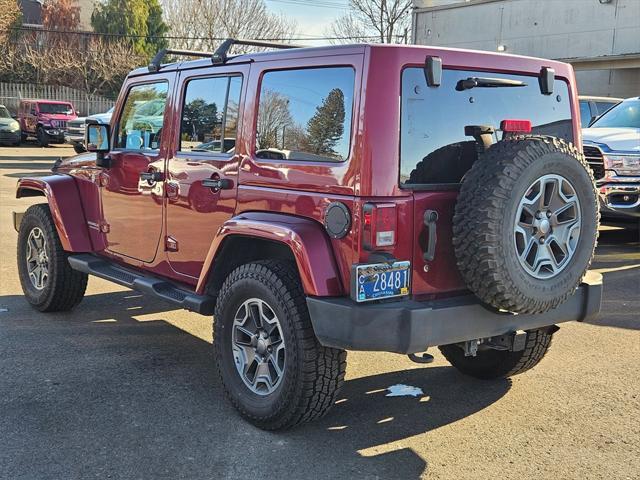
[91,0,168,59]
[305,88,346,157]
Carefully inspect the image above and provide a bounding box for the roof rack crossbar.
[148,49,214,72]
[211,38,302,65]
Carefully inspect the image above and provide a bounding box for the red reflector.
[500,119,532,133]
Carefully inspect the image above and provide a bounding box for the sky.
[264,0,352,46]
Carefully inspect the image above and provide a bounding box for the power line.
[10,26,381,42]
[266,0,350,9]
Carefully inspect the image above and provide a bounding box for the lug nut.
[546,211,552,218]
[539,237,545,244]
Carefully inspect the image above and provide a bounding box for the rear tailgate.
[400,67,575,297]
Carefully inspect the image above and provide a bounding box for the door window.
[180,75,242,154]
[115,82,168,152]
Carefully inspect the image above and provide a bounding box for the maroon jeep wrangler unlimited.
[15,39,602,430]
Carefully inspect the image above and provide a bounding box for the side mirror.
[86,122,111,168]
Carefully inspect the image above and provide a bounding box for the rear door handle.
[202,178,233,190]
[423,210,438,261]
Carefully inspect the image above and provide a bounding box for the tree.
[0,0,21,43]
[305,88,345,157]
[91,0,168,58]
[256,90,293,149]
[42,0,81,31]
[328,0,412,44]
[160,0,297,52]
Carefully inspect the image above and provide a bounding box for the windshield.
[0,106,11,118]
[590,99,640,129]
[38,103,74,115]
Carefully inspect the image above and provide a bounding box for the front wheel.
[439,328,555,380]
[36,126,49,147]
[17,204,88,312]
[214,260,347,430]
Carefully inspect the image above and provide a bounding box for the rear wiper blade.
[456,77,527,91]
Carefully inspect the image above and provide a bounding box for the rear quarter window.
[400,68,573,186]
[256,67,355,162]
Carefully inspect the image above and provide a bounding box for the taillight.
[363,203,397,250]
[500,119,532,133]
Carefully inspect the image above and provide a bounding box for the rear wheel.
[17,204,88,312]
[214,260,347,430]
[439,328,555,379]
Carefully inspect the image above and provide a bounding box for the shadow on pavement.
[588,225,640,330]
[0,291,511,479]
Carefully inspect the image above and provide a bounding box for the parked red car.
[14,40,602,430]
[18,99,77,146]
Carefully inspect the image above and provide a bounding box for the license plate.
[352,261,411,302]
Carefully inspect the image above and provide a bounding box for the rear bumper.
[307,271,602,354]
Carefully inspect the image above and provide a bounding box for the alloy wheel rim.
[26,227,49,290]
[514,174,581,279]
[232,298,286,396]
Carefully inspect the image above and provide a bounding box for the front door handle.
[139,171,164,183]
[202,178,233,190]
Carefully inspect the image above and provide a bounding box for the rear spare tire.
[453,136,598,314]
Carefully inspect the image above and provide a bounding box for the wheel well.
[206,236,297,297]
[17,188,45,198]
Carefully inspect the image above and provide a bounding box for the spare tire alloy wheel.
[26,227,49,290]
[514,174,581,279]
[232,298,286,395]
[453,136,598,314]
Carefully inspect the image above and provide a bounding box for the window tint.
[256,67,355,162]
[580,101,592,127]
[180,75,242,154]
[115,82,168,151]
[400,68,573,185]
[595,101,617,116]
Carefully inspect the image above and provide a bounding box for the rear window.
[400,68,573,186]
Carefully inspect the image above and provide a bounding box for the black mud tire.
[36,126,49,147]
[213,260,347,430]
[453,136,598,314]
[439,328,554,379]
[17,204,88,312]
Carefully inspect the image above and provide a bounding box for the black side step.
[68,254,215,315]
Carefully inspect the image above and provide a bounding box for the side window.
[115,82,168,151]
[256,67,355,162]
[180,75,242,154]
[595,101,615,116]
[580,101,592,127]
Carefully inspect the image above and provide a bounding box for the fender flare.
[16,175,93,252]
[196,212,344,297]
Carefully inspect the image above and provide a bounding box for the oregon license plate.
[353,261,411,302]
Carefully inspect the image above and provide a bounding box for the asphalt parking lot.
[1,144,638,479]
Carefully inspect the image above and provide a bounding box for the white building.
[412,0,640,98]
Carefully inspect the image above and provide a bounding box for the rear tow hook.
[408,352,435,364]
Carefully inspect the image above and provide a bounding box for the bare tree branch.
[328,0,412,44]
[161,0,298,52]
